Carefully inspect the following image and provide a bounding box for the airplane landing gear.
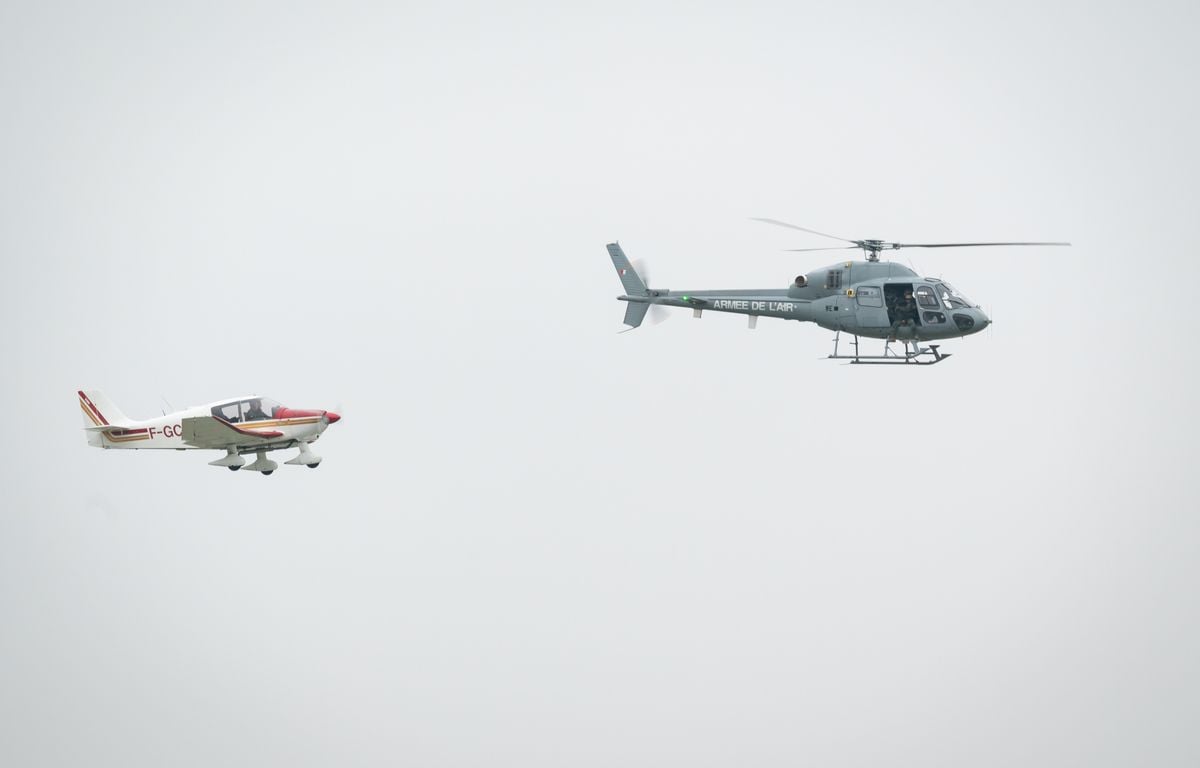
[211,442,325,475]
[243,450,279,474]
[286,442,323,469]
[210,448,246,470]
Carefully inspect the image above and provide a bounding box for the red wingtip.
[324,411,341,424]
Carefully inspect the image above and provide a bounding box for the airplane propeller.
[751,217,1071,262]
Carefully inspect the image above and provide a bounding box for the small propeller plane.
[78,390,341,474]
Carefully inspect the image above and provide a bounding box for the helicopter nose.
[324,411,341,424]
[977,309,991,329]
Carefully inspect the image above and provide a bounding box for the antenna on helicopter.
[751,218,1071,263]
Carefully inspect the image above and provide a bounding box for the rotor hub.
[858,239,887,262]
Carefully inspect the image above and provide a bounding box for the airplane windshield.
[937,283,974,309]
[212,397,283,423]
[244,398,282,421]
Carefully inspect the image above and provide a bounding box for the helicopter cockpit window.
[937,283,973,309]
[856,286,882,308]
[914,285,940,308]
[212,402,242,423]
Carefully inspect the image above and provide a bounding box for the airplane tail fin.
[608,242,649,296]
[78,390,133,431]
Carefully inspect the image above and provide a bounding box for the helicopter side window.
[856,286,882,308]
[914,285,940,308]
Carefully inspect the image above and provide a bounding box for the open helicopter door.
[883,283,921,333]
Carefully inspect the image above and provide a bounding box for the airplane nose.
[324,411,341,424]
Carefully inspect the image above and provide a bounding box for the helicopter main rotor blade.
[895,241,1072,249]
[784,246,860,252]
[750,218,857,245]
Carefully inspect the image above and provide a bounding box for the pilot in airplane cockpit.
[244,399,269,422]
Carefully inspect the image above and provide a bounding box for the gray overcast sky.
[2,1,1198,765]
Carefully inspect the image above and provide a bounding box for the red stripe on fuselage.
[77,391,109,425]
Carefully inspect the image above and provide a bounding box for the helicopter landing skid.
[827,332,951,366]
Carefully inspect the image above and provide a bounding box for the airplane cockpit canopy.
[211,397,283,424]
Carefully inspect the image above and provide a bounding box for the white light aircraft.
[78,390,342,474]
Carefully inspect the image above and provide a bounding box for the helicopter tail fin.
[608,242,648,296]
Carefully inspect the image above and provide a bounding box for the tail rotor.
[608,242,667,331]
[631,259,668,326]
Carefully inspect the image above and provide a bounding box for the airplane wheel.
[262,470,274,476]
[307,463,320,469]
[228,466,240,472]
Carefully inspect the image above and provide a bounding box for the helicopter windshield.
[937,283,974,309]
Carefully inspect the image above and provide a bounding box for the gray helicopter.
[608,218,1069,365]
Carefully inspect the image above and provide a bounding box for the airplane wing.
[181,416,284,449]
